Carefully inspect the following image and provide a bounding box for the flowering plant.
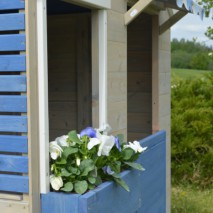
[49,126,147,194]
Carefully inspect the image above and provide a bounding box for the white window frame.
[37,0,109,194]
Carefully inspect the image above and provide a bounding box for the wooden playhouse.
[0,0,204,212]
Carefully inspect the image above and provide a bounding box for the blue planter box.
[41,131,166,213]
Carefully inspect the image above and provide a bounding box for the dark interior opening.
[47,0,92,140]
[127,13,152,141]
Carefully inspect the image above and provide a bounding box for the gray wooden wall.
[127,13,152,141]
[47,14,92,140]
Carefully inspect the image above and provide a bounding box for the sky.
[171,13,213,47]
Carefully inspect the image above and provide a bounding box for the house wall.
[107,1,128,138]
[158,11,171,213]
[47,14,92,140]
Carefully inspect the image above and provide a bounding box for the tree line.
[171,38,213,70]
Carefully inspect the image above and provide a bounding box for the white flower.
[55,135,68,147]
[97,132,115,156]
[97,123,112,133]
[76,158,81,166]
[208,52,213,56]
[49,141,63,160]
[50,175,63,191]
[124,141,147,153]
[87,138,101,150]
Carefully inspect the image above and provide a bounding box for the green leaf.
[116,134,124,145]
[61,182,73,192]
[110,161,121,173]
[56,158,67,165]
[122,148,134,160]
[70,167,78,174]
[124,162,145,171]
[68,130,82,144]
[63,147,78,159]
[74,180,88,194]
[112,173,120,179]
[80,159,95,176]
[88,177,96,184]
[95,176,102,185]
[61,168,72,177]
[88,184,95,190]
[114,178,130,192]
[89,167,97,178]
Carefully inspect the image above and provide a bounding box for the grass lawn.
[171,68,211,80]
[172,186,213,213]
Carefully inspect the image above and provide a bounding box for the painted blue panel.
[0,34,25,51]
[0,95,27,112]
[0,135,28,153]
[0,13,25,31]
[0,155,28,173]
[0,174,28,193]
[0,0,25,10]
[0,115,27,132]
[41,192,81,213]
[0,75,26,92]
[41,131,166,213]
[0,55,26,71]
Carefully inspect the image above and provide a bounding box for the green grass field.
[172,186,213,213]
[171,68,211,80]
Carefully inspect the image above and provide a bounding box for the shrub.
[171,73,213,188]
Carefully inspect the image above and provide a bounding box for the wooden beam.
[124,0,153,25]
[159,11,187,35]
[62,0,111,9]
[152,15,159,133]
[25,0,41,211]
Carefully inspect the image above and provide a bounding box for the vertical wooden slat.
[152,15,159,133]
[25,0,40,212]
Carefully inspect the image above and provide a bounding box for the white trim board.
[37,0,50,194]
[63,0,111,9]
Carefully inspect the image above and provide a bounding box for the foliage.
[172,186,213,213]
[171,73,213,188]
[49,127,147,194]
[172,68,210,80]
[171,38,213,70]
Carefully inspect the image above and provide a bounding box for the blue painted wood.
[0,34,25,51]
[0,75,26,92]
[41,131,166,213]
[0,155,28,173]
[0,55,26,71]
[0,95,27,112]
[41,193,81,213]
[0,115,27,132]
[0,0,25,10]
[0,174,28,193]
[0,135,28,153]
[0,13,25,31]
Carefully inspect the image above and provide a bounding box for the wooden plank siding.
[47,14,92,140]
[0,175,28,194]
[0,95,27,112]
[0,13,25,31]
[0,75,26,92]
[0,0,25,10]
[0,34,26,51]
[0,55,26,72]
[0,135,28,153]
[127,13,152,141]
[0,1,31,210]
